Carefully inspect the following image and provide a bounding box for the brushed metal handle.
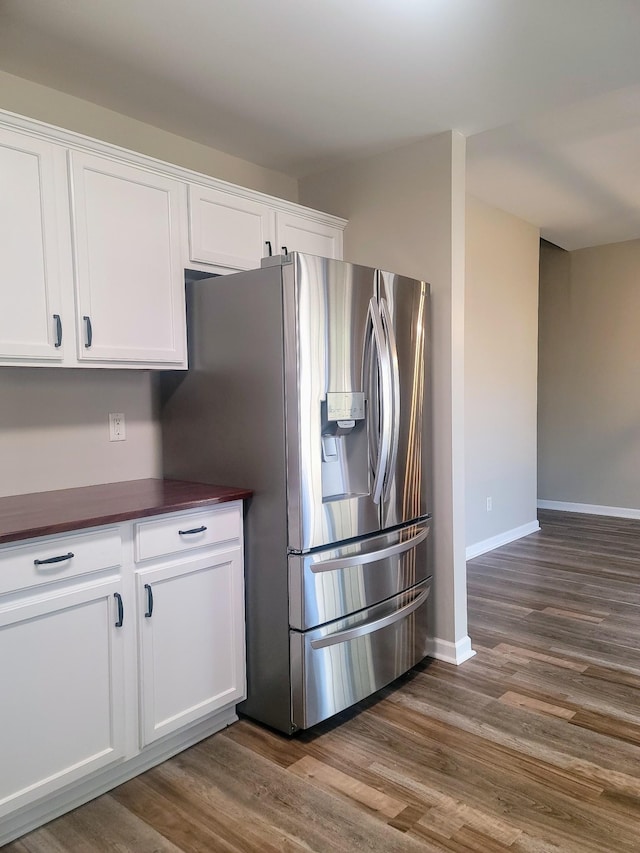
[34,551,74,566]
[380,297,400,502]
[83,315,92,348]
[178,525,207,535]
[310,527,429,573]
[310,587,429,650]
[367,297,392,505]
[53,314,62,348]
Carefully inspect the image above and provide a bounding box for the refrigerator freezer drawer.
[288,519,431,630]
[290,579,430,731]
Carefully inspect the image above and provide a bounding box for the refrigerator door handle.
[367,297,393,505]
[380,297,400,502]
[309,525,429,573]
[310,586,429,649]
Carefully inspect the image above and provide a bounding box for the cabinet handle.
[83,315,93,348]
[53,314,63,348]
[265,240,273,256]
[114,592,124,628]
[178,525,207,535]
[281,246,288,254]
[144,583,154,618]
[34,551,74,566]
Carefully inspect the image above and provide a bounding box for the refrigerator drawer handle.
[310,526,429,573]
[310,587,429,649]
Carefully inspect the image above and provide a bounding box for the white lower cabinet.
[0,500,246,845]
[136,548,245,746]
[0,578,126,819]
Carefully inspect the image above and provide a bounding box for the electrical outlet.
[109,412,126,442]
[486,496,492,512]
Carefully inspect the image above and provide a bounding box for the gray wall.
[538,237,640,510]
[465,197,540,551]
[0,70,298,201]
[0,368,161,497]
[300,132,471,661]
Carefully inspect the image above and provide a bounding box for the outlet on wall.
[109,412,126,442]
[486,496,492,512]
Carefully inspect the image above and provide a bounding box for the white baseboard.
[465,520,540,560]
[537,500,640,520]
[430,635,476,665]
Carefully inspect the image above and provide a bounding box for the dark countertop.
[0,479,253,545]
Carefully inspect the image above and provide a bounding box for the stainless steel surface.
[286,253,381,551]
[288,519,431,630]
[161,254,432,734]
[379,270,431,529]
[290,579,430,730]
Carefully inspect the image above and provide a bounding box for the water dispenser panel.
[326,392,365,422]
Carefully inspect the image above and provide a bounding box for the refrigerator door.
[288,518,432,630]
[290,579,430,730]
[284,253,382,551]
[378,270,431,529]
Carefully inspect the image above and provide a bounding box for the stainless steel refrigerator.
[161,252,432,734]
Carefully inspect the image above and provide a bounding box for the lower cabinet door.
[0,580,126,818]
[136,549,245,747]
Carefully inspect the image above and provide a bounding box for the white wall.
[465,197,540,556]
[300,132,471,664]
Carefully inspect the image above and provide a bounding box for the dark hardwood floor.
[8,510,640,852]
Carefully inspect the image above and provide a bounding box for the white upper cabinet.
[69,152,187,366]
[0,109,347,369]
[0,128,67,363]
[275,210,344,259]
[188,185,274,271]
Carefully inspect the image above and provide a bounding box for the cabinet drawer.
[0,528,122,596]
[134,504,242,562]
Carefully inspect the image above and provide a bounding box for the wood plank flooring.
[8,510,640,852]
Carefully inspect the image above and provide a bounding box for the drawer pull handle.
[144,583,154,618]
[178,525,207,535]
[114,592,124,628]
[53,313,62,348]
[83,315,93,348]
[34,551,74,566]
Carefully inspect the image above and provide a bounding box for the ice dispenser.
[321,391,369,499]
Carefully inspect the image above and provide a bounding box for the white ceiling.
[1,0,640,249]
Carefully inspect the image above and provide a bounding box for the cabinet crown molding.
[0,107,347,228]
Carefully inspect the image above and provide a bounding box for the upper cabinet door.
[275,211,344,260]
[69,152,187,366]
[188,185,274,270]
[0,128,66,362]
